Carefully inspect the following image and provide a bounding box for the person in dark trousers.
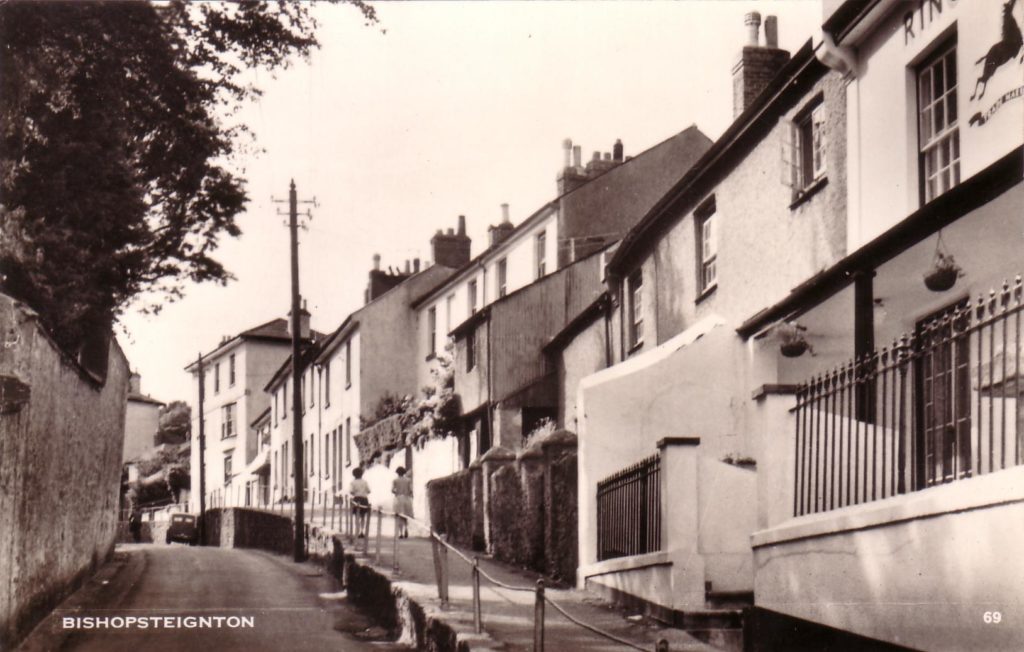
[128,505,143,543]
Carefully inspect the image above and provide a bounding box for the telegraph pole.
[197,352,207,545]
[276,179,315,563]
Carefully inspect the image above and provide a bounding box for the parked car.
[165,513,198,545]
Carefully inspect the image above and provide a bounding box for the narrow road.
[23,544,406,652]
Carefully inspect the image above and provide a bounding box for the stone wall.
[201,508,293,555]
[427,431,578,584]
[0,294,129,649]
[426,469,482,550]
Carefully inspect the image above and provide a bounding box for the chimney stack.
[558,139,589,195]
[489,203,516,247]
[431,215,472,268]
[764,15,779,48]
[732,13,789,118]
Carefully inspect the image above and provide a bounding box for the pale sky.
[118,0,824,403]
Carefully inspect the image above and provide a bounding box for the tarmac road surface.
[20,543,407,652]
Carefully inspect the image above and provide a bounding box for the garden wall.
[426,431,578,584]
[0,294,129,650]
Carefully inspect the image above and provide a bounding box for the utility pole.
[197,352,207,545]
[275,179,315,563]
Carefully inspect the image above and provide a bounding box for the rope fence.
[209,489,672,650]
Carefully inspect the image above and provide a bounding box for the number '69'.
[983,611,1002,624]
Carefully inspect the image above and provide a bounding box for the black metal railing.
[597,453,661,561]
[793,277,1023,516]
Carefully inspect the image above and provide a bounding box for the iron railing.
[793,277,1023,516]
[596,453,661,561]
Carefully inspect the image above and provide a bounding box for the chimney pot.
[447,227,454,235]
[744,11,761,46]
[562,138,573,168]
[500,203,510,224]
[457,215,466,235]
[603,152,611,161]
[613,139,624,162]
[373,253,381,270]
[572,145,582,168]
[592,151,600,162]
[404,260,411,273]
[413,258,421,272]
[764,16,779,48]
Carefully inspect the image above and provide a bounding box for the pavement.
[18,543,408,652]
[339,518,723,652]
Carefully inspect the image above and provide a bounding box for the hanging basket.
[924,265,959,292]
[780,339,810,358]
[924,232,962,292]
[776,322,810,358]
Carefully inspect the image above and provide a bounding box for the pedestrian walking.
[128,505,143,543]
[349,467,371,537]
[392,466,413,538]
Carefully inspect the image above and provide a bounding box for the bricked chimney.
[732,12,789,118]
[488,203,515,247]
[431,215,472,268]
[557,138,589,195]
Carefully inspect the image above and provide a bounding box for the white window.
[428,307,437,357]
[497,258,508,298]
[782,99,826,193]
[918,41,960,203]
[214,362,220,394]
[228,353,236,386]
[535,231,547,278]
[446,294,455,333]
[628,269,643,349]
[468,279,479,314]
[223,452,233,485]
[221,403,236,439]
[697,201,717,294]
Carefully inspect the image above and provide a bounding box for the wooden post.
[392,514,400,572]
[533,579,545,651]
[472,557,482,633]
[375,508,383,563]
[430,535,445,602]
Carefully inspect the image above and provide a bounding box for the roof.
[822,0,884,46]
[127,392,165,407]
[184,317,326,372]
[250,406,271,428]
[410,202,558,310]
[263,338,324,392]
[542,292,609,356]
[737,146,1024,338]
[609,40,825,275]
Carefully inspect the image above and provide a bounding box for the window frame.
[627,269,643,350]
[221,402,237,439]
[535,231,547,279]
[214,362,220,394]
[468,279,478,314]
[223,452,233,485]
[466,330,476,371]
[228,353,236,387]
[696,198,718,297]
[324,363,331,407]
[345,417,352,467]
[917,37,960,205]
[427,306,438,358]
[496,258,508,298]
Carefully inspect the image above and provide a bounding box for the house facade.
[186,316,317,512]
[745,0,1024,648]
[572,13,850,616]
[123,372,164,462]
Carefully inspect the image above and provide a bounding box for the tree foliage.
[156,400,191,445]
[0,0,376,352]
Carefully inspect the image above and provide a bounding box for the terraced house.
[567,9,849,631]
[745,0,1024,648]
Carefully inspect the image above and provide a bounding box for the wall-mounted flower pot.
[780,339,809,358]
[924,266,959,292]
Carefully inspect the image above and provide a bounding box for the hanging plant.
[924,231,963,292]
[776,321,811,358]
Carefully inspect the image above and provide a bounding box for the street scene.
[2,0,1024,651]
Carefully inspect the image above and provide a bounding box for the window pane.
[946,50,956,88]
[933,63,944,101]
[934,100,945,133]
[946,93,957,124]
[920,72,932,108]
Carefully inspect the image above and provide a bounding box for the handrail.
[259,490,669,650]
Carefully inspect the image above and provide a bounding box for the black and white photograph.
[2,0,1023,650]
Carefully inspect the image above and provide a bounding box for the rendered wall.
[0,294,129,649]
[752,466,1024,651]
